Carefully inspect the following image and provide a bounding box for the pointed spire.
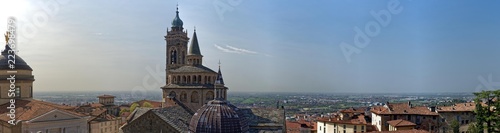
[214,61,225,100]
[188,29,202,55]
[215,61,224,85]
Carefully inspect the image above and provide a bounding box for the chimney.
[408,101,412,108]
[428,106,436,112]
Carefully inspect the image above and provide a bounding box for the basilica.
[121,6,285,133]
[160,6,227,112]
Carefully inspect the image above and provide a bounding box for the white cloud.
[214,44,271,57]
[214,44,241,54]
[225,45,258,54]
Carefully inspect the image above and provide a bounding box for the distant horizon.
[33,89,479,95]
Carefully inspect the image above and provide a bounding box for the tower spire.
[171,3,183,29]
[188,29,201,55]
[214,61,225,100]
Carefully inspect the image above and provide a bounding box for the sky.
[0,0,499,94]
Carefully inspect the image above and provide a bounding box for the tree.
[473,90,500,133]
[119,109,130,116]
[142,102,153,108]
[467,122,481,133]
[451,120,459,133]
[130,103,140,112]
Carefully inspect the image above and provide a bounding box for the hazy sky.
[1,0,499,94]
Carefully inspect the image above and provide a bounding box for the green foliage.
[130,103,140,112]
[467,122,481,133]
[451,120,459,133]
[473,90,500,133]
[120,109,130,116]
[142,102,153,108]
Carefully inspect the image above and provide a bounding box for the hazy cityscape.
[1,0,500,133]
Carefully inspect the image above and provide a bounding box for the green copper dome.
[171,7,183,28]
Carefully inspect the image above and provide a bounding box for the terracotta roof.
[0,99,84,122]
[90,103,104,108]
[286,120,315,133]
[286,121,302,133]
[97,94,115,98]
[437,102,476,112]
[371,102,438,116]
[316,114,367,125]
[340,107,368,113]
[387,119,416,127]
[368,129,429,133]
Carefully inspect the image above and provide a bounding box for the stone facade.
[437,102,476,133]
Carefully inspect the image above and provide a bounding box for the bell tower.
[165,5,189,82]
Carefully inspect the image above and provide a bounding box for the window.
[407,115,411,120]
[466,120,469,124]
[361,126,364,130]
[431,126,434,130]
[433,116,436,120]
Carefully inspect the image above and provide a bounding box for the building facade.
[436,102,476,133]
[161,6,227,112]
[317,112,367,133]
[371,102,440,133]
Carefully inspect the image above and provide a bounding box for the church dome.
[0,45,32,70]
[171,8,183,28]
[189,100,248,133]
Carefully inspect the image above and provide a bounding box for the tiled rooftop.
[437,102,476,112]
[371,102,438,116]
[387,119,416,127]
[316,113,367,125]
[0,99,83,122]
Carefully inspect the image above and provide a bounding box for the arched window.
[206,91,214,100]
[170,50,177,64]
[177,76,181,84]
[193,76,197,84]
[169,91,176,98]
[207,76,211,83]
[198,75,201,83]
[180,91,187,102]
[183,76,186,84]
[187,76,191,83]
[172,76,176,84]
[204,76,207,84]
[191,91,199,103]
